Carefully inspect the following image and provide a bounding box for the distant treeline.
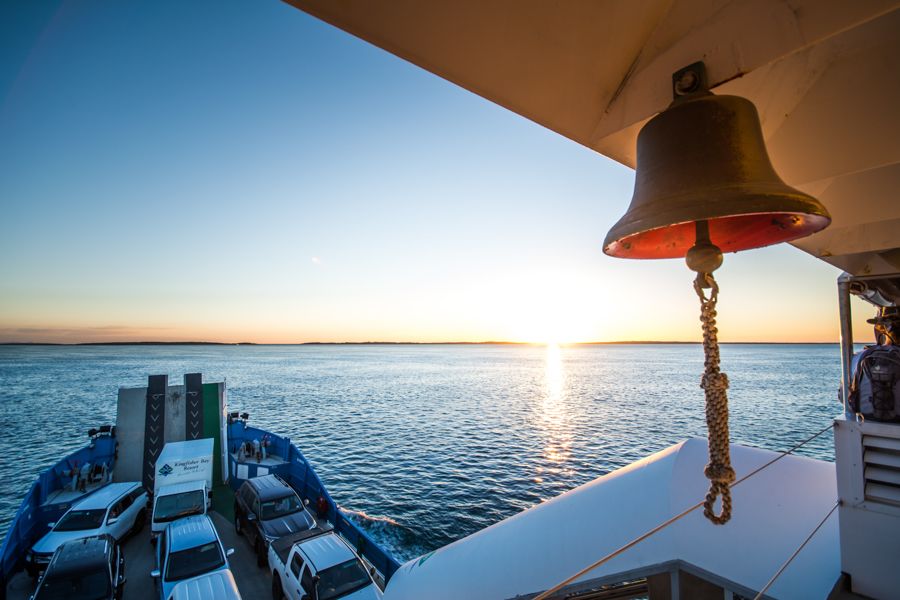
[0,340,839,346]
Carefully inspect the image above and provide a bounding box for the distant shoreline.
[0,340,843,346]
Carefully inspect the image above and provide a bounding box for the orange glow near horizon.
[0,245,882,345]
[0,290,881,345]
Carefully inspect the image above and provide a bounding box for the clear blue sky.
[0,0,876,343]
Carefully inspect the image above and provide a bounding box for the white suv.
[28,482,147,575]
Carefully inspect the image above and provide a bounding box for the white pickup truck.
[268,527,383,600]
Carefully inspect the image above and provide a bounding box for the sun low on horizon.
[0,1,881,347]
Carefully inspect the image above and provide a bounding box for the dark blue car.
[31,534,125,600]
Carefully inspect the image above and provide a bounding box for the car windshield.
[260,494,301,520]
[54,509,106,531]
[317,558,371,600]
[165,542,224,582]
[35,567,111,600]
[154,491,205,523]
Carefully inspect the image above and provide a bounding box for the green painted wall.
[202,382,223,486]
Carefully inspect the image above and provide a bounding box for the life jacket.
[849,345,900,422]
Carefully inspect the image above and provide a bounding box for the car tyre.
[256,539,266,568]
[272,576,285,600]
[131,508,146,536]
[234,505,242,536]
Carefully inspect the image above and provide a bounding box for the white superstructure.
[384,439,838,599]
[835,416,900,599]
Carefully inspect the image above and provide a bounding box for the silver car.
[28,482,147,575]
[152,515,234,600]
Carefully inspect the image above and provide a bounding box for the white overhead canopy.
[284,0,900,277]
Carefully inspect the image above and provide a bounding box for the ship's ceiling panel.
[284,0,900,277]
[289,0,673,147]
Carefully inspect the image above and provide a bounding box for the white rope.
[751,501,839,600]
[531,423,834,600]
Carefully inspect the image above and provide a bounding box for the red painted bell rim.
[603,212,831,259]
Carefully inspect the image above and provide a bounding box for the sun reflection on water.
[538,343,573,468]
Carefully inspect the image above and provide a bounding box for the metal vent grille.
[863,434,900,506]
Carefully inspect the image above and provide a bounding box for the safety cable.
[751,500,839,600]
[531,422,835,600]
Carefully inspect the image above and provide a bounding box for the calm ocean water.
[0,343,844,562]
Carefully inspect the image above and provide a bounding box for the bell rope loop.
[694,273,736,525]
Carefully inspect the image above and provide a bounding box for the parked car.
[28,482,147,575]
[30,534,125,600]
[152,514,234,600]
[234,474,316,566]
[269,528,382,600]
[168,568,242,600]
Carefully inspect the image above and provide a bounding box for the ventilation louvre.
[863,435,900,506]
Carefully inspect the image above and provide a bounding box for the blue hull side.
[0,435,116,596]
[226,422,401,581]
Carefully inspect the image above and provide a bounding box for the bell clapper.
[685,220,723,289]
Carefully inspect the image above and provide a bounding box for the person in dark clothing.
[316,495,329,520]
[870,305,900,345]
[845,305,900,421]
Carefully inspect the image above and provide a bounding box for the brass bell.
[603,74,830,260]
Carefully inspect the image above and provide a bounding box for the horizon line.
[0,340,847,346]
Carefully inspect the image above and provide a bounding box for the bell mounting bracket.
[672,62,709,100]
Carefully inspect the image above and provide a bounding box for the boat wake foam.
[339,506,401,527]
[339,505,429,562]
